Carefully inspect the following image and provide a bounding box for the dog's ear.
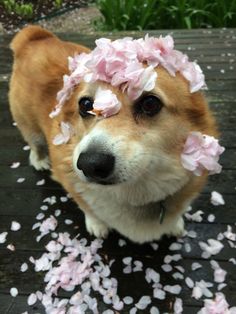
[185,92,218,136]
[10,25,55,57]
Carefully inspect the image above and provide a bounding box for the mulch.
[0,0,88,32]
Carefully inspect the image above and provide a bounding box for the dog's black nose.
[77,152,115,182]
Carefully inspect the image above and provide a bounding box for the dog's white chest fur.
[75,178,187,243]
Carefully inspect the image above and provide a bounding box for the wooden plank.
[0,208,235,260]
[0,187,235,223]
[6,296,45,314]
[0,293,202,314]
[0,294,12,314]
[1,29,235,46]
[0,249,235,307]
[0,189,74,216]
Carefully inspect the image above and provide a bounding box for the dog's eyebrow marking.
[49,35,206,119]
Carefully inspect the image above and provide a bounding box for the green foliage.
[95,0,236,30]
[54,0,63,9]
[1,0,33,18]
[95,0,158,31]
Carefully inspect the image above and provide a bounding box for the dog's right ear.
[10,25,55,57]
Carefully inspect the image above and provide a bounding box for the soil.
[0,1,101,34]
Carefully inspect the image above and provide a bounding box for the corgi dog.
[9,25,222,243]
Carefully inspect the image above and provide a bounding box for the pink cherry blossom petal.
[207,214,215,222]
[218,283,227,291]
[11,162,20,168]
[173,298,183,314]
[122,257,132,265]
[118,239,127,247]
[10,287,18,297]
[36,179,45,186]
[60,196,68,203]
[153,288,166,300]
[123,296,134,305]
[164,284,182,295]
[185,277,194,288]
[211,191,225,206]
[20,263,28,272]
[93,87,121,118]
[23,145,30,151]
[53,121,74,146]
[7,244,15,251]
[28,293,37,306]
[36,213,45,220]
[210,261,227,283]
[150,307,160,314]
[161,264,173,272]
[52,35,206,118]
[11,221,21,231]
[223,225,236,241]
[172,272,184,280]
[145,268,160,284]
[181,132,224,176]
[0,232,8,243]
[135,296,151,310]
[185,210,204,222]
[17,177,25,183]
[191,262,202,271]
[150,243,159,250]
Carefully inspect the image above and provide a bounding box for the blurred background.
[0,0,236,34]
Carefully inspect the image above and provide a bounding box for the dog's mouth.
[85,176,117,185]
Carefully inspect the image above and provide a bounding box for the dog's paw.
[29,150,50,171]
[170,217,185,238]
[85,214,109,238]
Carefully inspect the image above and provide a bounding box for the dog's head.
[52,36,218,205]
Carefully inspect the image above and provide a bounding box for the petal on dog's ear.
[181,132,224,176]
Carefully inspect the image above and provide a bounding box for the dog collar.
[159,201,166,224]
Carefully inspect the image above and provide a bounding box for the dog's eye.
[135,95,163,117]
[79,97,94,117]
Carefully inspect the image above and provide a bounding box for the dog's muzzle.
[77,151,115,184]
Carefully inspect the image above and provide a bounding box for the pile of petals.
[28,231,126,313]
[197,293,236,314]
[50,34,206,118]
[181,132,225,176]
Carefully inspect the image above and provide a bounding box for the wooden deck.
[0,28,236,313]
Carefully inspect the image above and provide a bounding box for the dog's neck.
[131,199,168,224]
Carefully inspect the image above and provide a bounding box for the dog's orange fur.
[9,25,218,242]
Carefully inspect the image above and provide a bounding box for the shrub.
[95,0,158,31]
[95,0,236,30]
[1,0,33,18]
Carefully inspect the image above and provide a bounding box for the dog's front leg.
[85,212,110,238]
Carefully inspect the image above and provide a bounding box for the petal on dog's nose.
[77,152,115,181]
